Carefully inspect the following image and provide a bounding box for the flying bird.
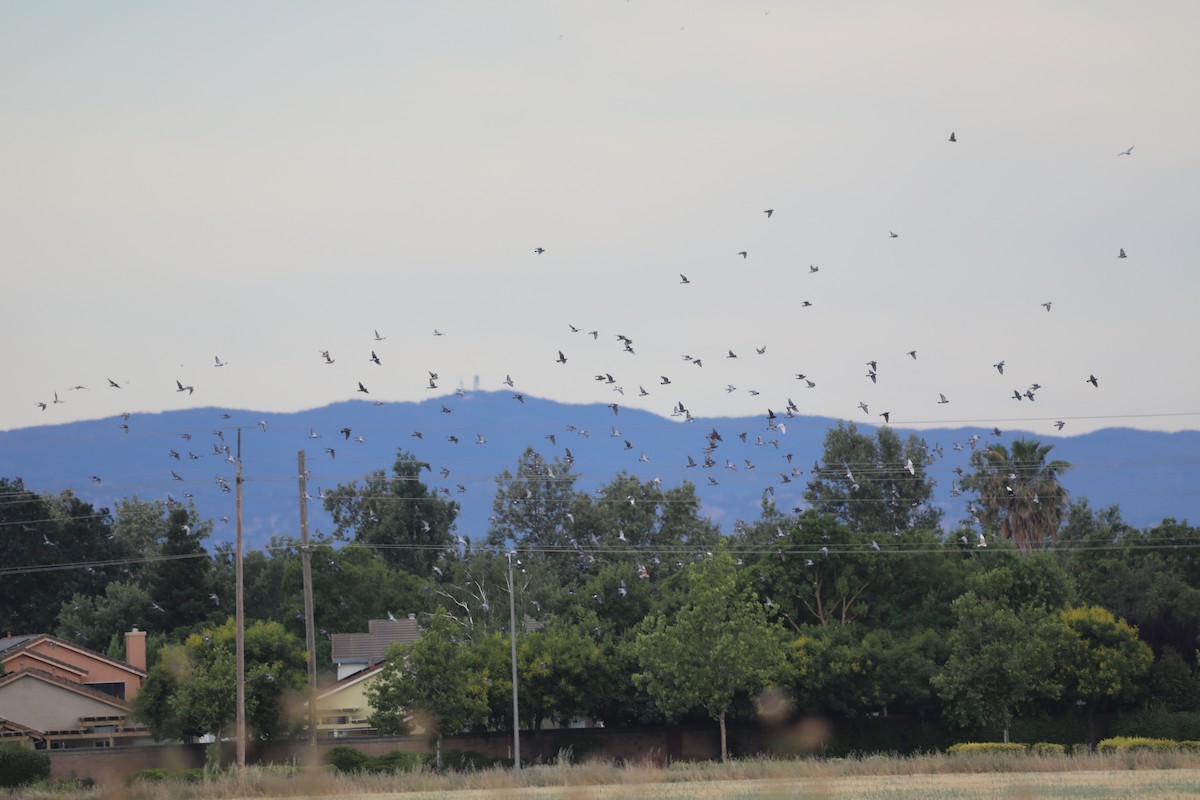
[1117,145,1134,156]
[994,361,1005,374]
[556,350,567,364]
[764,209,773,218]
[737,251,748,258]
[1118,248,1126,258]
[370,351,381,365]
[889,231,899,238]
[214,356,226,367]
[938,393,949,404]
[108,379,121,388]
[949,131,956,142]
[679,273,690,284]
[1042,302,1052,312]
[175,381,194,395]
[357,382,369,394]
[534,247,545,254]
[374,329,386,341]
[1087,374,1099,387]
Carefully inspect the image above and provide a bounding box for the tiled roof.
[331,618,422,664]
[329,615,548,666]
[0,635,38,656]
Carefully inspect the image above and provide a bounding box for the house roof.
[0,635,38,656]
[316,660,386,700]
[0,634,146,677]
[331,618,422,665]
[0,717,46,740]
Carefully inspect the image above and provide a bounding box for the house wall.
[47,725,801,786]
[316,675,376,731]
[0,675,126,731]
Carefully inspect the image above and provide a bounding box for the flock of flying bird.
[19,132,1139,548]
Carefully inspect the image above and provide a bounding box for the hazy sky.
[4,1,1199,437]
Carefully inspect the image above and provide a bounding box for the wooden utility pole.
[507,551,521,770]
[235,429,246,774]
[298,451,319,756]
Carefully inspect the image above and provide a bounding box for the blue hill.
[2,392,1196,550]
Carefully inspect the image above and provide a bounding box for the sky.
[4,1,1199,440]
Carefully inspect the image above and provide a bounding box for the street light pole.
[507,550,521,771]
[235,429,245,775]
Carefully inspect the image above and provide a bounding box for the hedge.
[1109,711,1200,741]
[946,742,1028,756]
[1097,737,1200,753]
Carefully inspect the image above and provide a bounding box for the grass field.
[365,770,1200,799]
[16,754,1200,800]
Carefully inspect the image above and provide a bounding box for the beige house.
[314,660,387,738]
[0,630,150,749]
[331,616,421,680]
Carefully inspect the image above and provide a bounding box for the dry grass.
[15,753,1200,800]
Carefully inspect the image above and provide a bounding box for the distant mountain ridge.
[2,392,1197,550]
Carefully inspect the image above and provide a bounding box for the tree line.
[2,423,1198,759]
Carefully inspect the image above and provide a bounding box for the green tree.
[1062,503,1200,663]
[0,478,124,633]
[145,507,214,634]
[366,610,489,769]
[932,592,1065,742]
[131,618,307,744]
[1056,605,1153,746]
[486,448,581,580]
[324,450,458,575]
[804,422,942,534]
[962,439,1070,555]
[786,624,944,718]
[965,551,1076,612]
[632,550,787,761]
[55,580,154,652]
[518,622,605,744]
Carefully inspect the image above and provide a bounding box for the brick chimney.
[125,628,147,672]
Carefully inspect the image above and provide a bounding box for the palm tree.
[963,439,1070,555]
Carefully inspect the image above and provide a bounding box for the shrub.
[325,745,370,773]
[946,742,1027,756]
[325,746,431,774]
[177,767,208,782]
[126,768,170,785]
[1030,742,1066,756]
[0,746,51,789]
